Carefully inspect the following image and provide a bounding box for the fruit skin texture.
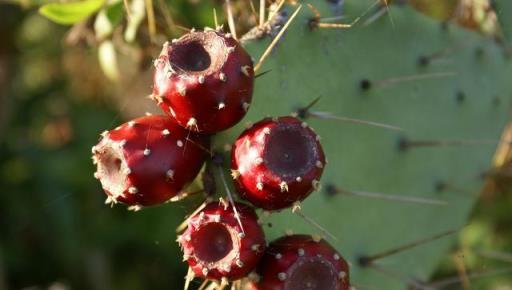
[178,202,266,281]
[231,116,326,210]
[153,29,254,134]
[250,235,349,290]
[92,115,210,207]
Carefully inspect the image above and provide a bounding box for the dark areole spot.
[360,79,372,91]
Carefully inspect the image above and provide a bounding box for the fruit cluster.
[92,29,349,289]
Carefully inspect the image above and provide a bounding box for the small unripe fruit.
[153,30,254,134]
[250,235,350,290]
[178,202,266,281]
[231,116,326,210]
[92,115,210,208]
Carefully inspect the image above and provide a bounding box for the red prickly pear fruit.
[178,202,266,281]
[91,115,210,209]
[152,29,254,134]
[231,116,326,210]
[249,235,350,290]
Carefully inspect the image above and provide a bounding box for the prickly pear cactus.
[211,0,512,288]
[496,0,512,41]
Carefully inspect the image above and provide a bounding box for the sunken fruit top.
[231,116,326,210]
[153,29,254,134]
[92,115,210,208]
[250,234,349,290]
[178,202,266,281]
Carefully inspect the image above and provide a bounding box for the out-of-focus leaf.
[98,40,119,81]
[393,0,500,37]
[94,10,114,40]
[39,0,105,25]
[94,2,123,40]
[124,0,145,43]
[105,0,124,24]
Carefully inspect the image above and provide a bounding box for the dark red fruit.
[92,115,210,209]
[152,29,254,134]
[178,201,266,281]
[231,116,326,210]
[250,235,350,290]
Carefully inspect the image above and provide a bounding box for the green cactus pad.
[213,1,512,288]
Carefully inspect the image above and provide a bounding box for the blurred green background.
[0,2,211,289]
[1,1,512,289]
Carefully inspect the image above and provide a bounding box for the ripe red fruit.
[92,115,210,209]
[178,201,266,281]
[250,234,350,290]
[152,29,254,134]
[231,116,326,210]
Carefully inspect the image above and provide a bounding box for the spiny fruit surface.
[92,115,210,208]
[231,116,325,210]
[178,201,266,281]
[250,234,349,290]
[153,29,254,134]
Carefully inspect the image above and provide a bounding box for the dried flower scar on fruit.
[178,202,265,281]
[92,115,210,209]
[153,29,254,134]
[231,116,325,210]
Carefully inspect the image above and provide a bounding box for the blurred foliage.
[0,2,208,289]
[39,0,105,25]
[0,0,511,290]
